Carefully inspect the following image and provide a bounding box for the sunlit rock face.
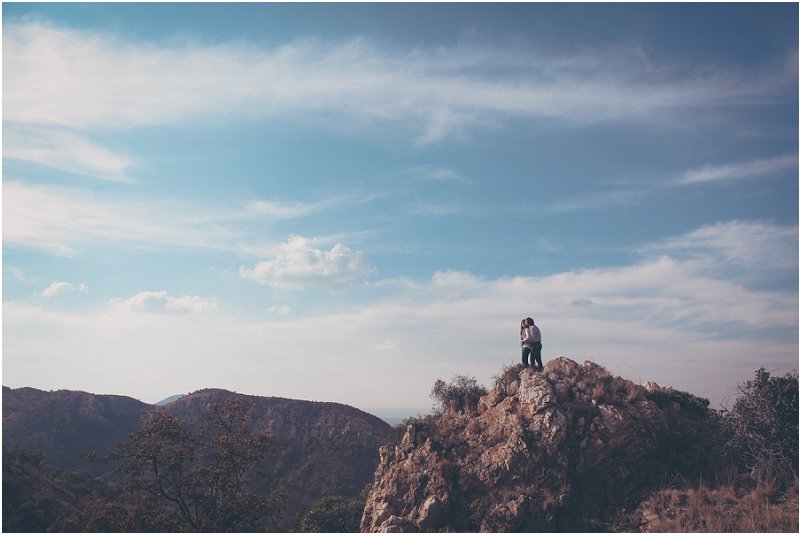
[362,357,707,533]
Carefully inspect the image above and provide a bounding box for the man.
[525,317,543,372]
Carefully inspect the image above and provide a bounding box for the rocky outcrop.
[361,357,710,532]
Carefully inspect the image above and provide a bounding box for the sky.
[2,2,798,418]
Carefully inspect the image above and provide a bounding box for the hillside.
[362,357,722,532]
[2,386,391,530]
[2,387,149,479]
[165,388,391,524]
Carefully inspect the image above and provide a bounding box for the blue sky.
[2,2,798,417]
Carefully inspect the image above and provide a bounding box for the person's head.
[520,318,528,329]
[526,317,534,326]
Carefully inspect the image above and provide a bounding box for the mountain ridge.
[2,385,391,530]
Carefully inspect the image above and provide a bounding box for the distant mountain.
[165,388,391,526]
[379,416,407,426]
[2,386,391,530]
[153,393,185,405]
[2,386,149,479]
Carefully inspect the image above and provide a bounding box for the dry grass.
[636,478,799,532]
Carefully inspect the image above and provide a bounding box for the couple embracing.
[519,317,543,371]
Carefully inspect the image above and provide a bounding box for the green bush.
[491,363,525,391]
[430,375,488,413]
[297,488,369,533]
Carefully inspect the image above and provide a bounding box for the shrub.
[722,368,798,479]
[430,375,488,413]
[297,492,366,533]
[383,414,439,449]
[646,386,710,416]
[491,363,525,391]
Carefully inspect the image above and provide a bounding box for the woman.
[520,318,534,368]
[520,317,543,371]
[526,317,543,371]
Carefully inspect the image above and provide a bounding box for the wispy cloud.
[2,181,240,255]
[4,126,133,182]
[544,188,646,214]
[109,291,218,313]
[678,154,798,185]
[545,153,798,215]
[4,22,795,143]
[5,266,37,284]
[2,181,350,256]
[640,220,799,284]
[239,236,376,290]
[402,165,469,183]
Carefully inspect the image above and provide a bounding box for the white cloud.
[5,266,36,284]
[266,305,292,316]
[2,181,237,255]
[374,339,402,352]
[545,188,646,214]
[3,125,133,182]
[641,220,799,282]
[3,220,797,411]
[4,22,795,142]
[403,165,467,183]
[2,181,342,256]
[432,270,482,288]
[679,154,798,185]
[39,281,76,298]
[544,154,799,215]
[240,236,376,289]
[109,291,218,313]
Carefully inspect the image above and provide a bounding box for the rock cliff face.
[361,357,711,532]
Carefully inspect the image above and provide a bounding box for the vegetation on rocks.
[362,359,799,533]
[430,375,488,413]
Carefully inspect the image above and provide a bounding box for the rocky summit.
[361,357,711,532]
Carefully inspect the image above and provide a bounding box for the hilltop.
[362,357,797,532]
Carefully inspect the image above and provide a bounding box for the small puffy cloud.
[240,236,375,290]
[374,339,401,352]
[38,281,88,298]
[267,305,292,316]
[109,291,218,313]
[432,270,481,288]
